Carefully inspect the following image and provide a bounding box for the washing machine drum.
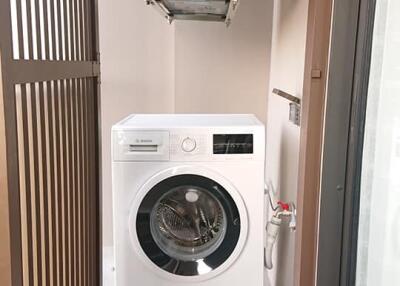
[135,175,242,277]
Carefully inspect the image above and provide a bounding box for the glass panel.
[150,185,227,261]
[356,0,400,285]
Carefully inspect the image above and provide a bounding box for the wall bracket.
[272,88,301,126]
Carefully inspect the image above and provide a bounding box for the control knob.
[181,137,196,152]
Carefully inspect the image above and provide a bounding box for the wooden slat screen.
[1,0,101,285]
[14,78,99,286]
[10,0,94,61]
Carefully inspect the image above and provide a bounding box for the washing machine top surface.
[112,114,263,130]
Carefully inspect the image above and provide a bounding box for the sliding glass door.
[316,0,400,285]
[355,0,400,285]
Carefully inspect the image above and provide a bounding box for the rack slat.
[25,0,34,59]
[30,83,43,286]
[84,77,89,286]
[59,79,67,286]
[56,0,63,60]
[34,0,42,59]
[42,0,50,59]
[16,0,24,59]
[20,84,34,285]
[38,81,51,285]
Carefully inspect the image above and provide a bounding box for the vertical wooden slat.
[34,0,42,60]
[82,0,88,61]
[72,0,78,61]
[49,0,57,60]
[94,77,101,286]
[69,0,75,61]
[74,0,80,61]
[38,81,51,285]
[63,0,70,61]
[15,85,28,286]
[68,79,74,286]
[81,78,87,286]
[20,84,34,286]
[56,79,65,286]
[71,78,78,286]
[47,80,58,286]
[52,80,61,286]
[26,0,34,59]
[62,79,71,286]
[85,0,92,61]
[91,77,98,285]
[56,0,63,60]
[84,78,89,286]
[86,77,92,286]
[42,0,50,60]
[79,0,85,61]
[16,0,25,59]
[77,78,83,286]
[30,82,42,286]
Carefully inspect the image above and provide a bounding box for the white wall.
[99,0,175,247]
[265,0,309,286]
[174,0,273,123]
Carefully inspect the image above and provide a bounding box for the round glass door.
[135,174,241,277]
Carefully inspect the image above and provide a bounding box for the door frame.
[294,0,334,285]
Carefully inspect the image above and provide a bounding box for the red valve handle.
[277,201,290,211]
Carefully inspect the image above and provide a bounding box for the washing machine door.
[130,167,247,280]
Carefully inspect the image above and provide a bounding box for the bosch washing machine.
[112,114,265,286]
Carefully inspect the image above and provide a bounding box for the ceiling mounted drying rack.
[145,0,239,26]
[272,88,301,126]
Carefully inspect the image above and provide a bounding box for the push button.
[181,137,196,152]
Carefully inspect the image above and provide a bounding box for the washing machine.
[112,114,265,286]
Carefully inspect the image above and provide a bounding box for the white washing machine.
[112,114,265,286]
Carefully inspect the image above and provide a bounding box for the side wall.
[266,1,309,285]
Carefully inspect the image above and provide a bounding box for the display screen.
[213,134,253,154]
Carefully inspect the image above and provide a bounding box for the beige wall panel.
[174,0,273,124]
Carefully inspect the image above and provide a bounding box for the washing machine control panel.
[169,131,257,161]
[113,130,260,162]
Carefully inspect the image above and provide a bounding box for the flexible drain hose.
[264,216,282,269]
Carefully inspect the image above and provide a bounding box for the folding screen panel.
[0,0,101,285]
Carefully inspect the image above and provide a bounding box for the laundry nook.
[1,0,399,286]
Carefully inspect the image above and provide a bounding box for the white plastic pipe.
[264,216,282,269]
